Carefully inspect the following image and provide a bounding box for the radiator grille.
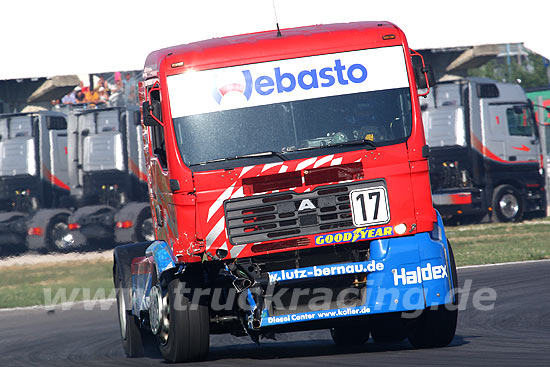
[224,181,385,245]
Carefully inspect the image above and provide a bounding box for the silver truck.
[0,111,73,254]
[422,77,546,222]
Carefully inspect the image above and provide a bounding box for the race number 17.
[349,187,390,227]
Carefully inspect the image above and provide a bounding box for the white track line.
[0,298,116,313]
[458,258,550,269]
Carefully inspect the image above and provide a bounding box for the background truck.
[67,106,153,249]
[0,111,74,254]
[421,78,546,223]
[113,21,458,363]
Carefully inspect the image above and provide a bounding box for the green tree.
[468,53,549,89]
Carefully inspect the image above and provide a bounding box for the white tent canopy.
[2,0,547,80]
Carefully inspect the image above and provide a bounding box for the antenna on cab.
[272,0,282,37]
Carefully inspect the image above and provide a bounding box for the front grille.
[225,180,385,245]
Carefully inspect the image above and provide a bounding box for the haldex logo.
[392,263,448,286]
[212,59,368,104]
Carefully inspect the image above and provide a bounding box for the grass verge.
[445,218,550,266]
[0,260,113,309]
[1,218,549,308]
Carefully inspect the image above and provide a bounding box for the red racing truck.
[113,21,458,363]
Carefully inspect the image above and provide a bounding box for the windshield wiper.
[327,138,377,150]
[192,151,288,166]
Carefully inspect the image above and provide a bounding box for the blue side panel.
[146,240,177,279]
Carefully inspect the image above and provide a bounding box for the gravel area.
[0,250,113,268]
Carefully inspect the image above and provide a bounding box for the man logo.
[298,199,316,211]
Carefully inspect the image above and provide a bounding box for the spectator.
[61,89,76,104]
[109,78,125,106]
[74,87,85,103]
[79,81,89,94]
[98,87,109,104]
[97,76,107,89]
[123,72,137,103]
[85,87,99,104]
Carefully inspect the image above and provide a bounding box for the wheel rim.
[499,193,519,219]
[51,222,74,250]
[140,218,154,242]
[150,285,163,335]
[118,288,127,339]
[158,290,170,346]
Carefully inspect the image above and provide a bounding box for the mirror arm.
[410,49,431,97]
[147,81,164,127]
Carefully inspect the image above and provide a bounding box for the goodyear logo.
[315,225,393,245]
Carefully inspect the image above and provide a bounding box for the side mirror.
[410,49,435,97]
[414,64,435,90]
[142,100,162,126]
[513,105,524,114]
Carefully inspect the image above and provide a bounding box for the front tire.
[406,242,458,348]
[371,313,407,343]
[157,278,210,363]
[492,184,523,222]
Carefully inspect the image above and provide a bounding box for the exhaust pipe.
[233,278,254,293]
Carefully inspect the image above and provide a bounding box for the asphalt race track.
[0,261,549,366]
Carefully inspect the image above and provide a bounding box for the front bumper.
[258,216,453,328]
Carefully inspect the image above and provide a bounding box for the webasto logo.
[212,59,368,104]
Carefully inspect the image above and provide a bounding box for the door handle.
[155,205,164,227]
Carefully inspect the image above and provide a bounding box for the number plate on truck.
[349,186,390,227]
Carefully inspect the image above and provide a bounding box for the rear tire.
[157,278,210,363]
[135,209,154,242]
[46,214,73,252]
[115,265,145,357]
[406,242,458,348]
[492,184,523,223]
[330,322,371,346]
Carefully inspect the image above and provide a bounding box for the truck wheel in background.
[46,214,73,252]
[157,278,210,363]
[406,242,458,348]
[115,264,146,358]
[330,321,371,346]
[136,209,154,242]
[492,184,524,223]
[371,313,407,343]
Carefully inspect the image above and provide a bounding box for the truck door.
[145,83,173,241]
[48,116,70,191]
[488,104,538,162]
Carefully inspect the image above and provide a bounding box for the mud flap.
[114,202,151,244]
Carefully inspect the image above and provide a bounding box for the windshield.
[174,88,411,165]
[168,46,412,166]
